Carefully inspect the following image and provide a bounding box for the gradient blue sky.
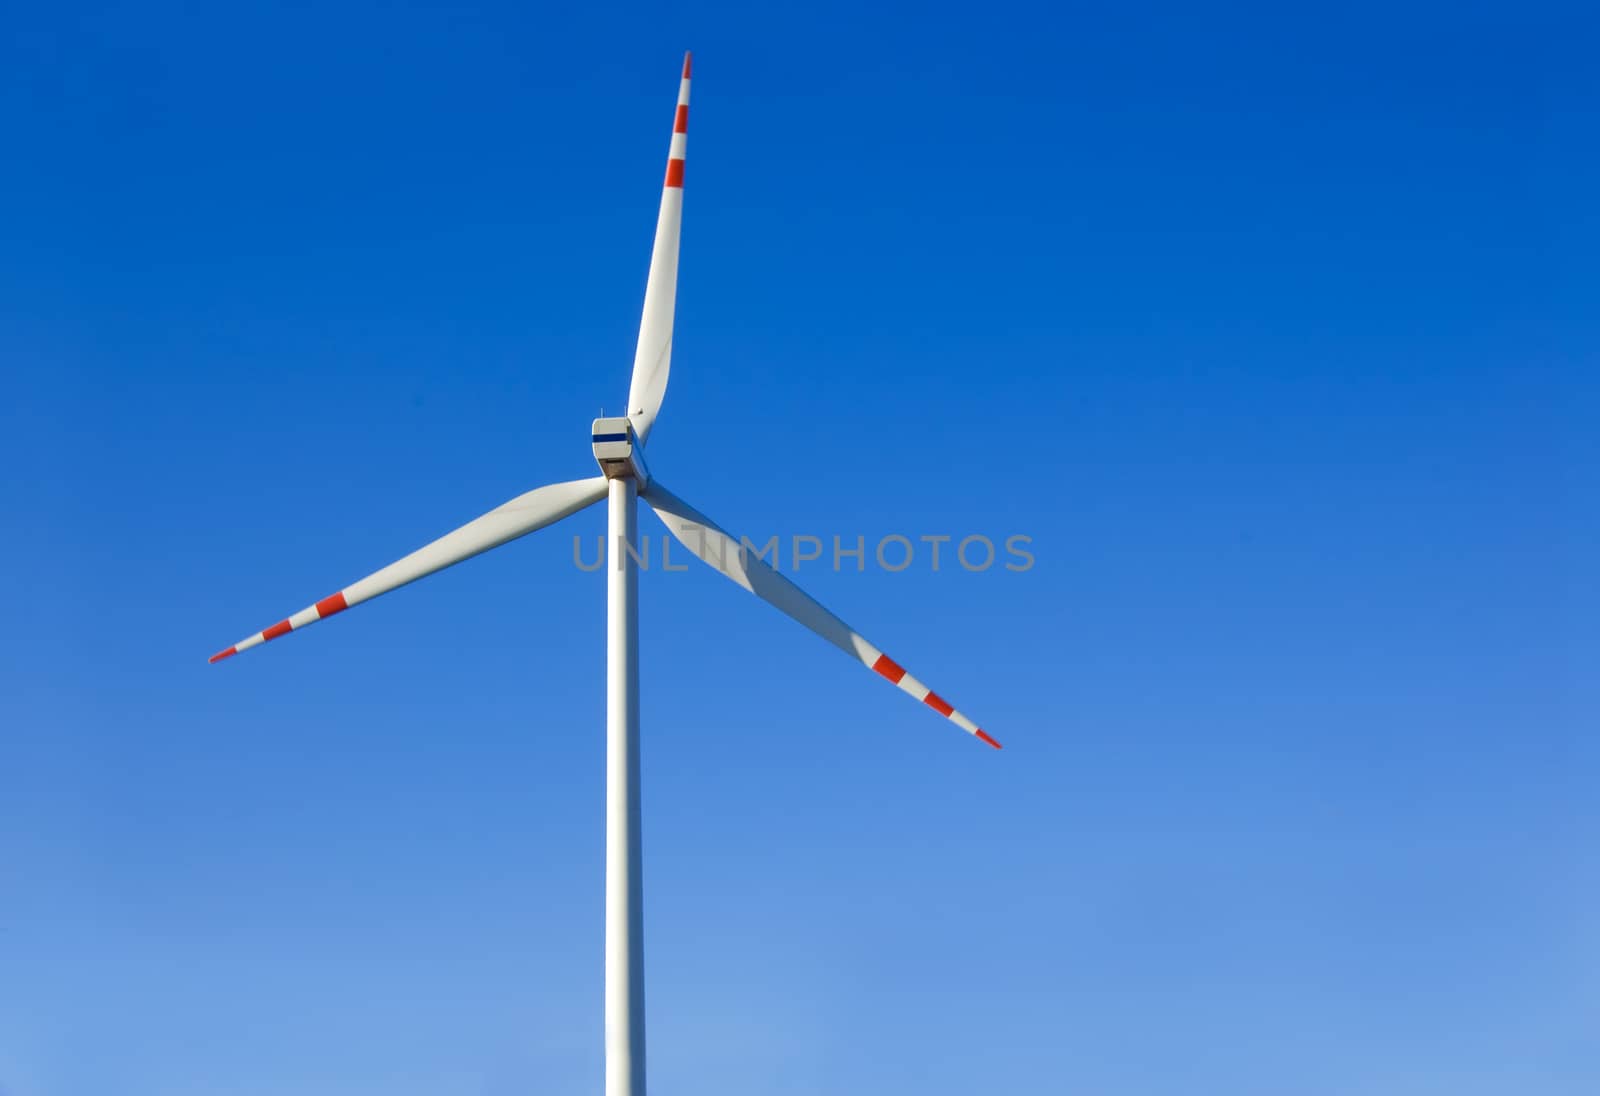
[2,2,1594,1094]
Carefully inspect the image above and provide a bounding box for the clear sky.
[2,2,1593,1094]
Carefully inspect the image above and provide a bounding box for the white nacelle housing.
[591,417,649,485]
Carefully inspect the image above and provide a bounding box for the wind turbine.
[208,52,1000,1096]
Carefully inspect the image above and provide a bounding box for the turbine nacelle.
[591,416,650,485]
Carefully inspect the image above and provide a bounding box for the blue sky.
[2,2,1593,1093]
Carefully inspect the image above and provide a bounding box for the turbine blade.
[209,476,609,663]
[625,51,691,445]
[641,479,1000,749]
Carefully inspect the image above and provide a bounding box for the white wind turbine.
[209,52,1000,1096]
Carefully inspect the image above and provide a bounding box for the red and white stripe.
[209,590,351,662]
[642,479,1002,749]
[626,52,692,444]
[867,651,1002,749]
[209,476,609,663]
[665,51,689,188]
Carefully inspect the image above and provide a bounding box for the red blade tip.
[208,646,238,664]
[975,729,1002,750]
[682,52,692,79]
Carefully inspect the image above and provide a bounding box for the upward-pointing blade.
[640,479,1001,748]
[625,52,691,445]
[208,476,608,662]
